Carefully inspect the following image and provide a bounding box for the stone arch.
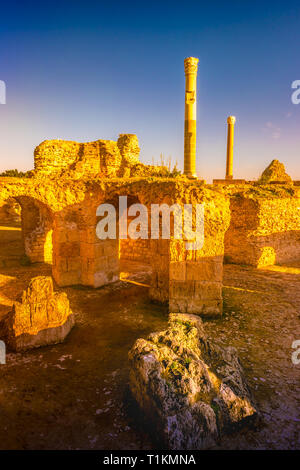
[15,196,54,264]
[59,190,161,294]
[0,196,21,224]
[0,196,23,267]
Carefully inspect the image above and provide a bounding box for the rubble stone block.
[258,159,292,184]
[129,313,257,450]
[0,276,75,351]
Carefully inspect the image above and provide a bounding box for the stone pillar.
[184,57,199,178]
[226,116,236,180]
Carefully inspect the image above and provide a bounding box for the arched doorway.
[16,196,54,265]
[0,197,23,267]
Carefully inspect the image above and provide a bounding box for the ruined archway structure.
[16,196,53,264]
[0,189,54,265]
[224,186,300,267]
[0,177,232,316]
[1,136,299,316]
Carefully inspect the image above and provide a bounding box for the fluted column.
[226,116,236,180]
[184,57,199,178]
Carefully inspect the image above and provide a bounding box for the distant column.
[226,116,236,180]
[184,57,199,178]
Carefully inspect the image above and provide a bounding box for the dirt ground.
[0,224,299,450]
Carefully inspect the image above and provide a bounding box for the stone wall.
[0,276,74,351]
[168,192,231,316]
[119,207,151,263]
[0,197,21,224]
[119,238,151,263]
[17,197,53,264]
[0,178,232,315]
[225,189,300,267]
[34,134,140,178]
[2,177,300,316]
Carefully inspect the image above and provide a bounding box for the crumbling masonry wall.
[168,192,230,315]
[0,178,230,316]
[1,176,300,315]
[0,197,21,224]
[119,238,151,263]
[34,134,140,178]
[225,190,300,267]
[119,206,151,263]
[17,197,53,264]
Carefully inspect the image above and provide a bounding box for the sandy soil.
[0,225,299,450]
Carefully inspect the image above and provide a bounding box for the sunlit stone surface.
[129,313,257,450]
[0,276,74,351]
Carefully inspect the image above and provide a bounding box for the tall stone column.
[184,57,199,178]
[226,116,236,180]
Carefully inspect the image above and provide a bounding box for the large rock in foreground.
[128,313,257,450]
[0,276,75,351]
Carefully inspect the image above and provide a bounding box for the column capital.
[184,57,199,75]
[227,116,236,125]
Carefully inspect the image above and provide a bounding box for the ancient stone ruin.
[33,133,170,179]
[0,139,299,450]
[0,147,299,315]
[224,184,300,266]
[0,276,74,351]
[129,313,257,450]
[258,159,293,184]
[0,55,299,451]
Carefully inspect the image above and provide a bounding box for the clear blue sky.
[0,0,299,181]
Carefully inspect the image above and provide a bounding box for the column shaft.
[184,57,199,178]
[226,116,236,179]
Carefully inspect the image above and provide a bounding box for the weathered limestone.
[128,313,257,450]
[213,178,246,185]
[226,116,236,180]
[258,159,292,184]
[117,134,140,166]
[0,197,20,223]
[119,238,151,263]
[224,187,300,266]
[1,172,299,313]
[0,276,74,351]
[34,134,141,178]
[184,57,199,178]
[168,190,231,316]
[18,196,53,264]
[33,134,175,179]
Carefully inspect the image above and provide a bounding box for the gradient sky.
[0,0,299,181]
